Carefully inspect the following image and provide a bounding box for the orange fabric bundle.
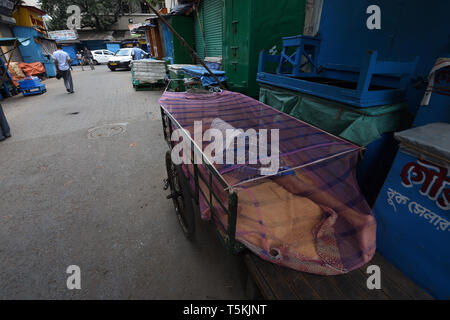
[18,62,46,77]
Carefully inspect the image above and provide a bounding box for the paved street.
[0,65,246,299]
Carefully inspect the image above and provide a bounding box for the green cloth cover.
[260,85,413,147]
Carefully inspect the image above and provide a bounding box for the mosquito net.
[160,90,377,275]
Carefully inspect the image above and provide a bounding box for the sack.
[56,71,62,80]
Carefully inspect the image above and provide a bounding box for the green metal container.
[223,0,307,97]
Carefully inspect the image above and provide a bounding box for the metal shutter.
[195,0,223,59]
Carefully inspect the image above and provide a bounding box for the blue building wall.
[13,26,45,62]
[318,0,450,120]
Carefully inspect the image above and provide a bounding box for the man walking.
[53,44,74,94]
[132,43,144,61]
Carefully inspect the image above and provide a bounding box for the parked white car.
[91,50,115,64]
[107,48,148,71]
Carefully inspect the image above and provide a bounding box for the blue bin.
[19,77,41,89]
[373,122,450,299]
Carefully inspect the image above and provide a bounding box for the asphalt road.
[0,65,247,299]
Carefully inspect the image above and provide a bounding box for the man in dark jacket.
[0,103,11,141]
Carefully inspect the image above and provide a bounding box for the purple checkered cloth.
[160,91,361,186]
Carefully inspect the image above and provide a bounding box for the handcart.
[159,89,433,299]
[160,89,376,266]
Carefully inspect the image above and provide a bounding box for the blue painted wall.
[318,0,450,119]
[13,27,45,62]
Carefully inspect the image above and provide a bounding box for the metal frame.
[160,106,245,254]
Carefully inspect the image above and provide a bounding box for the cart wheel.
[165,151,195,239]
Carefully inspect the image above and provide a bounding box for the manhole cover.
[87,124,127,139]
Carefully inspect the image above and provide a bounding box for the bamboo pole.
[145,1,226,90]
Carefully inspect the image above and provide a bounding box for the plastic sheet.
[182,66,227,87]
